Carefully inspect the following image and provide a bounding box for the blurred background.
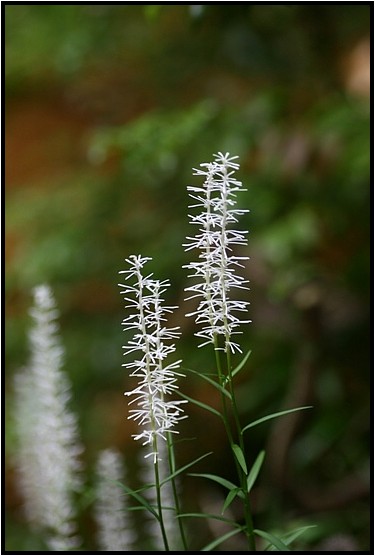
[5,4,371,552]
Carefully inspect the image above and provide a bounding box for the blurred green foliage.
[5,4,371,551]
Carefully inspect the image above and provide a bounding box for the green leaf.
[188,472,238,491]
[177,512,240,527]
[116,482,158,519]
[222,487,242,514]
[247,450,265,493]
[282,525,317,546]
[231,349,252,379]
[202,527,245,551]
[232,443,248,474]
[182,367,231,399]
[242,406,313,434]
[177,391,223,419]
[254,529,291,551]
[160,452,213,486]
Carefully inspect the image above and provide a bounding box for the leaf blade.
[188,472,238,492]
[254,529,291,551]
[116,482,158,519]
[222,487,242,514]
[177,391,222,419]
[231,349,252,379]
[242,406,313,434]
[183,366,231,399]
[247,450,265,493]
[232,443,248,474]
[202,527,245,551]
[160,451,213,486]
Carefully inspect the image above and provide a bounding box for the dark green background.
[5,4,371,551]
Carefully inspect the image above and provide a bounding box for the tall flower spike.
[13,285,83,551]
[95,449,135,551]
[183,152,251,353]
[119,255,187,462]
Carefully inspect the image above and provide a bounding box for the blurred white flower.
[184,152,251,353]
[119,255,186,462]
[95,448,135,551]
[13,285,83,550]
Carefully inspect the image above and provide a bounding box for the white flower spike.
[184,152,251,354]
[13,285,83,551]
[95,448,135,551]
[119,255,186,462]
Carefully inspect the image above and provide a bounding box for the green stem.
[225,346,256,552]
[166,432,188,550]
[213,336,234,447]
[152,440,170,551]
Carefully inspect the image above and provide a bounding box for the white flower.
[95,448,135,551]
[119,255,186,462]
[183,152,251,353]
[13,285,83,550]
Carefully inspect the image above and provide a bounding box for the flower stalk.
[184,152,255,550]
[119,255,187,549]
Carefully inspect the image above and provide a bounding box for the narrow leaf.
[231,349,252,378]
[160,451,213,487]
[183,367,231,399]
[247,450,265,493]
[189,472,237,491]
[202,527,245,551]
[232,444,248,474]
[242,406,313,434]
[282,525,317,546]
[254,529,291,551]
[177,391,222,419]
[178,512,240,527]
[222,488,242,514]
[116,482,158,519]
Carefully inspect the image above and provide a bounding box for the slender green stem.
[213,336,234,447]
[166,432,188,550]
[152,443,170,551]
[224,346,256,552]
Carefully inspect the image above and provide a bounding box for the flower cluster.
[119,255,186,462]
[184,151,251,353]
[13,285,82,551]
[95,448,135,551]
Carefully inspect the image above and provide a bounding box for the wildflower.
[13,285,82,551]
[95,448,135,551]
[183,151,251,353]
[119,255,186,462]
